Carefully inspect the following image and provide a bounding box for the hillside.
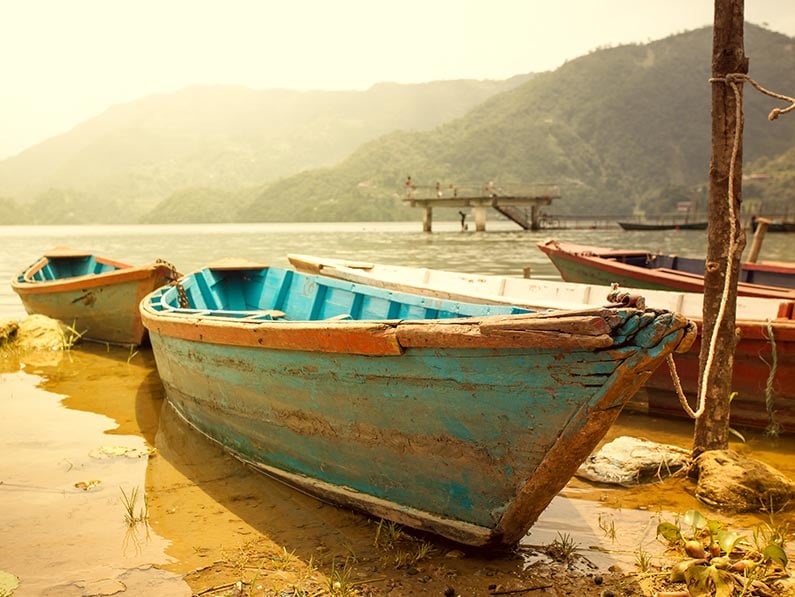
[3,24,794,225]
[238,24,795,222]
[744,147,795,218]
[0,78,528,223]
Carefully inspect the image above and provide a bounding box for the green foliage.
[654,510,790,597]
[0,80,522,221]
[240,24,795,221]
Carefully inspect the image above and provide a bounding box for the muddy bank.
[1,344,794,596]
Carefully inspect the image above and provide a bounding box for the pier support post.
[422,206,433,232]
[474,206,487,232]
[530,204,540,231]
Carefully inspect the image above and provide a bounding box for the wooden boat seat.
[325,314,352,321]
[243,310,286,320]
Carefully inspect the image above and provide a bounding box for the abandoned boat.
[11,247,177,346]
[140,259,694,547]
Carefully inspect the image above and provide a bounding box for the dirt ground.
[179,531,635,597]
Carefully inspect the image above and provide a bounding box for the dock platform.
[402,181,561,232]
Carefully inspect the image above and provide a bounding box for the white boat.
[288,254,795,433]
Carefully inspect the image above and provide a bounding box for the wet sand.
[2,343,794,596]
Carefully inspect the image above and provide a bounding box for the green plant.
[120,486,148,526]
[374,519,403,550]
[328,557,355,597]
[635,546,654,572]
[655,510,790,596]
[62,322,84,349]
[546,531,579,562]
[598,512,617,542]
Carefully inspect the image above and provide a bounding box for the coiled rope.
[667,74,795,420]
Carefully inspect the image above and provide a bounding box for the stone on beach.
[576,436,691,486]
[16,314,71,351]
[691,449,795,512]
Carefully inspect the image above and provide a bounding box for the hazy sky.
[2,0,794,160]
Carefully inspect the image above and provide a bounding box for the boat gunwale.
[12,258,172,295]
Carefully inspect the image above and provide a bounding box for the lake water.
[2,220,792,320]
[1,222,793,595]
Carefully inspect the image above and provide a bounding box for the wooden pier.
[402,181,561,232]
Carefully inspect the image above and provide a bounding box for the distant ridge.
[0,78,529,223]
[1,24,794,224]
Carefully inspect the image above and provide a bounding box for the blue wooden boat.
[140,259,695,547]
[12,247,177,346]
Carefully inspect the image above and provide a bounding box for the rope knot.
[710,73,795,121]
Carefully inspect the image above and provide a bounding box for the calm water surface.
[1,221,791,319]
[1,222,793,595]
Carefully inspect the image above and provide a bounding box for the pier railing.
[404,181,560,200]
[402,181,561,232]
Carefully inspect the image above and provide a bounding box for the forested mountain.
[0,78,529,224]
[2,24,793,225]
[236,23,795,222]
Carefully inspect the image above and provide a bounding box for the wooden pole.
[693,0,748,455]
[422,206,433,233]
[747,217,770,262]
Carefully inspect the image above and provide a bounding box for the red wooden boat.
[537,240,795,300]
[536,240,795,431]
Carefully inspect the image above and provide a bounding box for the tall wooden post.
[422,206,433,233]
[473,205,487,232]
[530,204,540,231]
[693,0,748,455]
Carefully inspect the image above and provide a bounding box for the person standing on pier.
[405,176,415,198]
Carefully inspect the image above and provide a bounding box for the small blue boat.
[140,259,695,547]
[12,247,177,346]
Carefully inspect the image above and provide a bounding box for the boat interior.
[608,252,794,289]
[23,255,119,282]
[153,266,531,322]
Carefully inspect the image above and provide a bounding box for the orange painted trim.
[12,262,172,296]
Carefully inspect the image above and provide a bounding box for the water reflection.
[0,364,185,596]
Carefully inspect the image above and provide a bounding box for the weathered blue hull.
[141,262,695,546]
[12,248,175,346]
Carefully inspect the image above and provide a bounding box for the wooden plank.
[395,321,615,349]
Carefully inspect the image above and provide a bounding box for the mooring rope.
[763,319,781,436]
[156,258,189,308]
[667,74,794,420]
